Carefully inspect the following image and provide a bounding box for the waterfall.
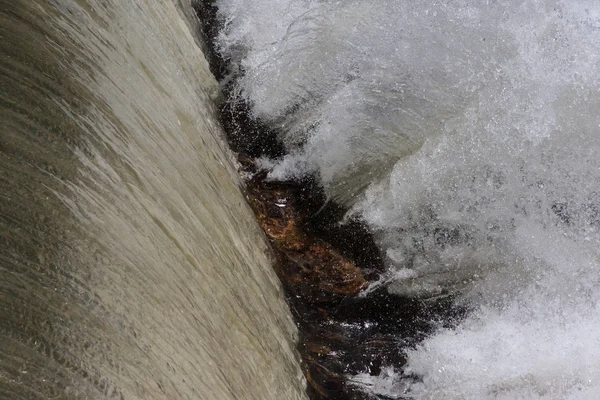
[1,1,306,398]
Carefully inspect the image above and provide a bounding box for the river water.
[1,1,307,399]
[214,0,600,398]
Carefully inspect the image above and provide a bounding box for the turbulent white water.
[215,0,600,398]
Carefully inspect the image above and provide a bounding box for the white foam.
[216,0,600,398]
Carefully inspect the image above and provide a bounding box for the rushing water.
[214,0,600,398]
[1,1,307,399]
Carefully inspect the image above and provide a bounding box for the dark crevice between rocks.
[193,2,462,399]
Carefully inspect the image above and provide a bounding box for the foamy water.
[215,0,600,398]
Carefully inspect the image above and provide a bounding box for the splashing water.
[215,0,600,398]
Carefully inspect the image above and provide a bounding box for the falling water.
[1,1,307,399]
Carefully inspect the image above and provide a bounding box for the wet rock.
[236,157,461,399]
[242,158,367,301]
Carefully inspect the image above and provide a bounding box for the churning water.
[214,0,600,398]
[1,1,307,399]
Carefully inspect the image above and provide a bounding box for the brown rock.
[244,168,366,298]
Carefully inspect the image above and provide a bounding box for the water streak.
[1,1,306,398]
